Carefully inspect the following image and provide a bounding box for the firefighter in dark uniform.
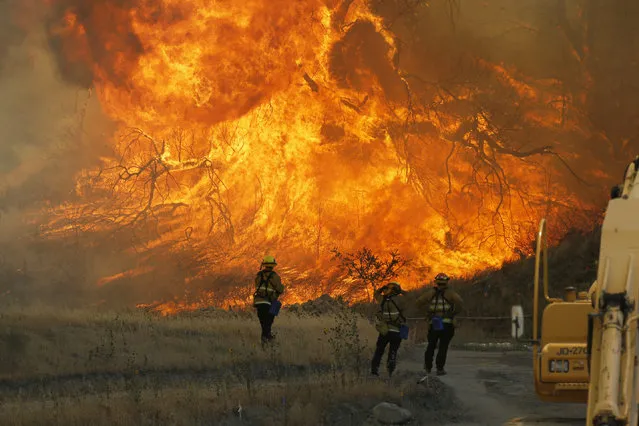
[371,281,407,377]
[253,255,285,344]
[416,273,463,375]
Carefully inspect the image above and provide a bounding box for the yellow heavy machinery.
[532,218,593,404]
[532,157,639,425]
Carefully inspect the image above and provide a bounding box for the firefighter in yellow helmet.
[416,273,463,375]
[253,255,285,344]
[371,281,407,377]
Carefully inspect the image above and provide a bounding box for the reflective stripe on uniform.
[382,306,402,323]
[442,318,453,323]
[379,296,404,332]
[429,299,452,313]
[254,300,271,305]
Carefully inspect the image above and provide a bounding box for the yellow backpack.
[254,271,274,300]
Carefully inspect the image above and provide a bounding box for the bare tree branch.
[330,247,410,301]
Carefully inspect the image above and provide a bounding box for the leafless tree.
[331,247,410,301]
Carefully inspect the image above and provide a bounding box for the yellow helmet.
[434,273,450,285]
[262,255,277,266]
[387,281,403,293]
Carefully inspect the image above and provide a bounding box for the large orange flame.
[38,0,604,311]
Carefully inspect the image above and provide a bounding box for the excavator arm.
[587,158,639,426]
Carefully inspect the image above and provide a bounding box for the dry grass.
[0,374,411,426]
[0,305,380,380]
[0,305,450,425]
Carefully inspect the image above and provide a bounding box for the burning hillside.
[1,0,636,310]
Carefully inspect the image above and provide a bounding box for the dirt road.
[400,345,586,426]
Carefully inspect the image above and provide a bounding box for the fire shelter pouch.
[269,300,282,316]
[375,312,389,335]
[431,316,444,331]
[375,319,389,335]
[399,324,409,340]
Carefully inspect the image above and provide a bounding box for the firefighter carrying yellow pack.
[253,255,285,344]
[416,273,463,375]
[371,281,408,377]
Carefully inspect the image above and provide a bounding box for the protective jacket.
[374,288,407,333]
[253,269,284,306]
[416,286,463,325]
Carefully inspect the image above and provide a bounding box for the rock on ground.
[372,402,413,425]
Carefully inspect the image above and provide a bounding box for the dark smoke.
[329,20,407,103]
[372,0,639,168]
[585,1,639,156]
[0,0,120,308]
[45,0,144,88]
[0,0,29,72]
